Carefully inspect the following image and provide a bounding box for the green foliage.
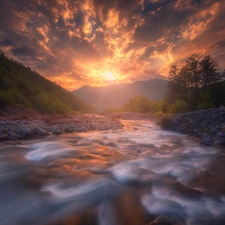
[196,90,214,110]
[167,53,224,110]
[0,50,94,113]
[123,96,153,113]
[0,90,15,106]
[170,99,189,114]
[156,111,172,128]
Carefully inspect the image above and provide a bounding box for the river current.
[0,120,225,225]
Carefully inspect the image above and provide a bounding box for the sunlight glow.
[103,71,118,82]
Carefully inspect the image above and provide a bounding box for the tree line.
[167,53,225,111]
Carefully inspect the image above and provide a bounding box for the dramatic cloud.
[0,0,224,90]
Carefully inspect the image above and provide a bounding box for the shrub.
[0,91,15,107]
[156,111,172,128]
[196,90,214,110]
[170,99,189,113]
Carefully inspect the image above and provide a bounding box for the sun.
[103,71,117,82]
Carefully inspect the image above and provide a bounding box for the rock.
[150,215,171,225]
[0,134,8,141]
[8,132,18,141]
[5,141,23,145]
[210,127,219,133]
[33,127,47,136]
[214,140,222,145]
[200,137,213,146]
[53,129,62,135]
[17,127,32,139]
[221,124,225,132]
[75,126,87,132]
[216,132,225,144]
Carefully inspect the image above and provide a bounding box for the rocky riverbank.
[0,107,124,143]
[165,107,225,146]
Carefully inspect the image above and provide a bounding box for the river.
[0,120,225,225]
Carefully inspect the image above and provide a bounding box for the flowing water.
[1,120,225,225]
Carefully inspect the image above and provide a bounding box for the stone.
[150,215,171,225]
[221,124,225,132]
[53,129,62,135]
[200,137,213,146]
[214,140,222,145]
[210,127,219,133]
[75,126,87,132]
[8,132,18,141]
[0,134,8,141]
[33,127,47,136]
[17,127,32,139]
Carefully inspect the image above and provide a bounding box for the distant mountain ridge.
[0,51,93,113]
[73,78,168,110]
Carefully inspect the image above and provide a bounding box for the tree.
[200,54,222,90]
[167,53,224,110]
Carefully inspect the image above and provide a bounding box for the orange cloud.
[0,0,225,90]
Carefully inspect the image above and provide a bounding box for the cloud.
[0,0,224,90]
[12,46,37,57]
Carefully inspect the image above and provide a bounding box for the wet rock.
[75,126,87,132]
[33,127,47,136]
[214,140,222,145]
[17,127,32,139]
[0,134,8,141]
[53,129,62,135]
[150,215,171,225]
[210,127,219,134]
[8,132,18,141]
[200,137,213,146]
[217,132,225,144]
[5,141,23,145]
[221,124,225,132]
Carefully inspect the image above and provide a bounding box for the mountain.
[0,51,94,113]
[73,78,168,110]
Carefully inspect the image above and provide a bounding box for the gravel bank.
[165,107,225,146]
[0,107,124,143]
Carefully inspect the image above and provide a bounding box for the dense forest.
[104,53,225,114]
[0,50,94,113]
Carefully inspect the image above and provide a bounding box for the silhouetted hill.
[0,51,94,113]
[73,78,168,110]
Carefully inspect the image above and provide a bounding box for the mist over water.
[1,120,225,225]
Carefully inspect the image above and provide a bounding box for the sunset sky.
[0,0,225,90]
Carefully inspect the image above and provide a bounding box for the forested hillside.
[0,50,93,113]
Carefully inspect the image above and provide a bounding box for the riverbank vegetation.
[0,50,94,113]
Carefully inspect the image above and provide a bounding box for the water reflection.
[0,120,225,225]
